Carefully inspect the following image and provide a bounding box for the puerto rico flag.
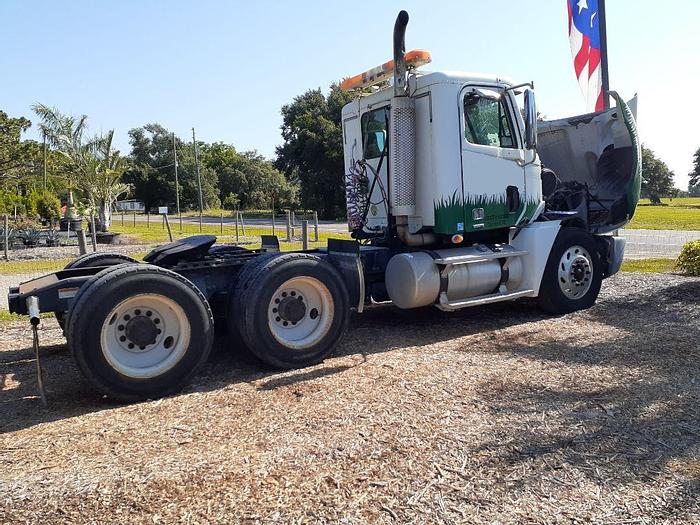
[568,0,604,112]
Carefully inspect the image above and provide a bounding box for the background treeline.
[2,84,699,222]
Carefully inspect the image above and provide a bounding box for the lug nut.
[135,309,141,315]
[120,336,126,342]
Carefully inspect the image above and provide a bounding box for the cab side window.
[361,107,389,159]
[463,90,515,149]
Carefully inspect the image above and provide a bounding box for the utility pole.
[599,0,610,110]
[42,134,47,190]
[192,128,204,232]
[172,132,182,231]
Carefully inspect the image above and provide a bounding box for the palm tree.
[32,104,128,231]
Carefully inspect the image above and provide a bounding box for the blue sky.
[2,0,698,189]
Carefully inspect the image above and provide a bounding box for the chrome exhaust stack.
[390,11,435,244]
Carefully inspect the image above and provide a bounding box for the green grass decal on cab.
[434,191,541,234]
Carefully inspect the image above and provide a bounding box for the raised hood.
[536,93,641,234]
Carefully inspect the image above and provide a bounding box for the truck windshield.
[463,91,515,149]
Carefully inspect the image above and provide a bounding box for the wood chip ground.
[1,272,698,524]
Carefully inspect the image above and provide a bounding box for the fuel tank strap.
[425,250,449,295]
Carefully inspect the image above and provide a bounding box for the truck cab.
[342,71,544,239]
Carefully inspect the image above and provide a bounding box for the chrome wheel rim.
[558,245,593,300]
[100,294,191,379]
[267,276,334,350]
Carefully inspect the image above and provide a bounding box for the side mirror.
[524,88,537,150]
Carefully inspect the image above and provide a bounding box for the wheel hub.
[124,315,159,347]
[558,245,593,299]
[278,296,306,324]
[267,277,334,350]
[101,294,191,379]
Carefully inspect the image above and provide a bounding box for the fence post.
[313,211,319,242]
[90,214,97,252]
[235,211,239,245]
[147,212,150,228]
[3,214,8,261]
[133,212,136,227]
[272,209,276,236]
[121,213,124,226]
[220,211,224,234]
[239,211,246,236]
[77,227,87,255]
[291,210,296,227]
[163,214,173,242]
[301,220,309,250]
[285,210,291,242]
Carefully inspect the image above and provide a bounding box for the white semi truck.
[8,11,640,401]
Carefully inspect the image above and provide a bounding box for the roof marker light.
[340,50,432,92]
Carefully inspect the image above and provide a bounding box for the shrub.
[35,191,62,222]
[223,192,240,211]
[677,240,700,276]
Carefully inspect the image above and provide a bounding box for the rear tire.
[233,253,349,369]
[56,253,138,332]
[538,228,603,314]
[66,264,214,401]
[65,252,138,269]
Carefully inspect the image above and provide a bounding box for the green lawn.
[620,258,678,273]
[111,221,351,248]
[627,198,700,230]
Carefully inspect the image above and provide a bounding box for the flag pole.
[599,0,610,110]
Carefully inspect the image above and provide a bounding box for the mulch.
[1,272,698,524]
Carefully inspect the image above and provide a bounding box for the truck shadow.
[0,297,544,434]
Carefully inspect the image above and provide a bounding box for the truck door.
[458,85,529,233]
[359,105,390,232]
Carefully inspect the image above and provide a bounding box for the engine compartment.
[537,93,641,234]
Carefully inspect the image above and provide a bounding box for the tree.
[33,103,129,230]
[0,110,33,180]
[124,124,219,211]
[689,147,700,196]
[641,146,676,204]
[202,143,298,209]
[275,83,354,218]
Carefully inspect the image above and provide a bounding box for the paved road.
[618,228,700,259]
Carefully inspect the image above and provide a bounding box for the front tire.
[538,229,603,314]
[233,253,349,369]
[66,264,214,401]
